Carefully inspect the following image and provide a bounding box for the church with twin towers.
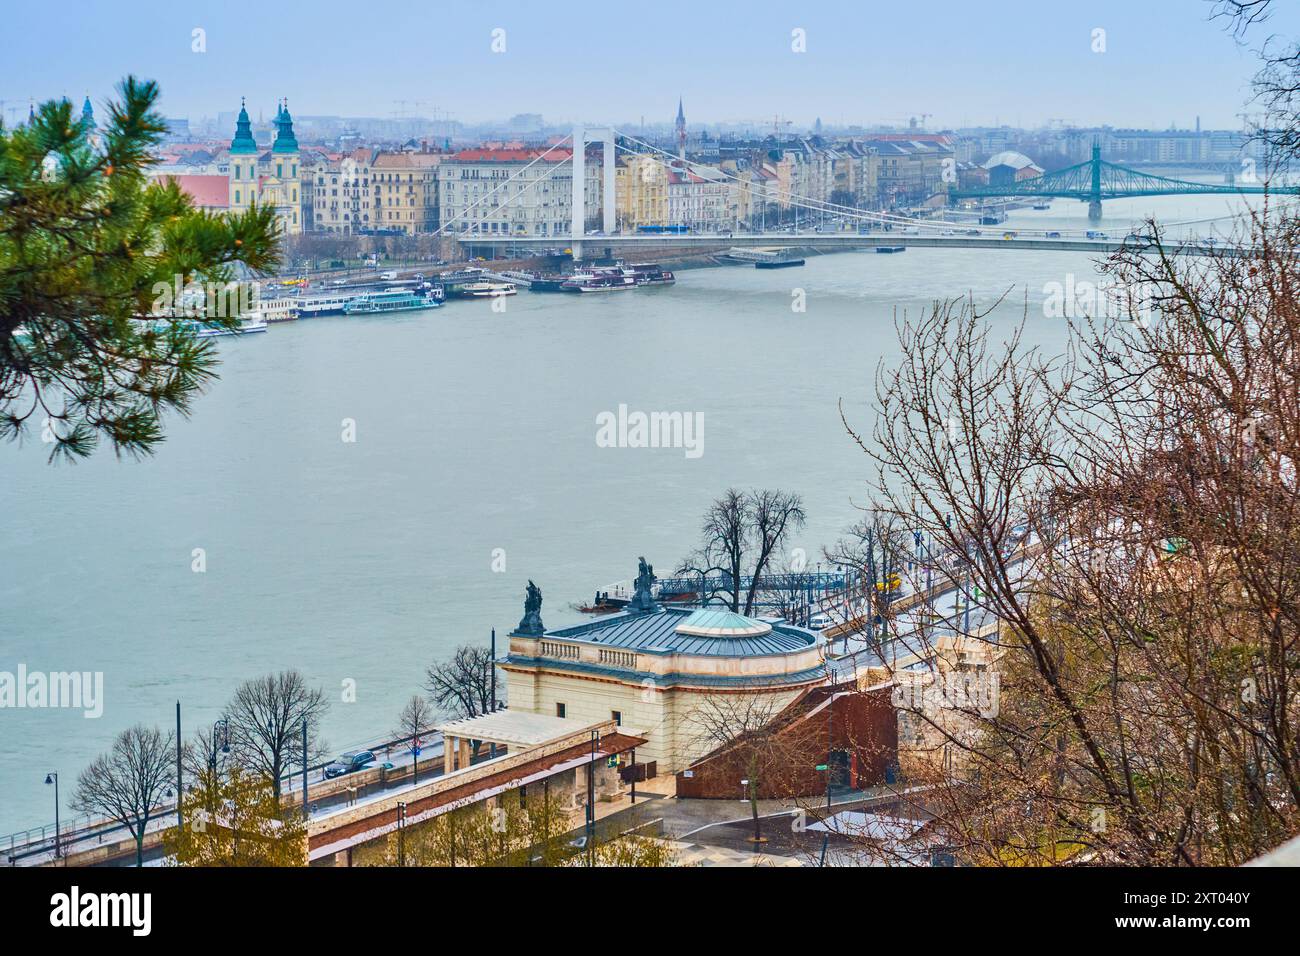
[226,98,303,236]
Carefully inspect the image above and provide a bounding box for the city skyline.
[2,0,1295,130]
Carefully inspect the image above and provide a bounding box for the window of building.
[611,711,621,725]
[555,702,566,718]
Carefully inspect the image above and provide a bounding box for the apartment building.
[615,152,669,230]
[312,148,376,234]
[371,151,442,234]
[436,146,601,238]
[666,165,731,232]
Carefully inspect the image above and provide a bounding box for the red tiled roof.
[161,174,228,209]
[451,147,573,163]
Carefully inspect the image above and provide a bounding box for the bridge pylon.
[1087,140,1103,220]
[570,125,616,263]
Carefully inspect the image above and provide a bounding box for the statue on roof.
[627,556,658,614]
[516,580,544,635]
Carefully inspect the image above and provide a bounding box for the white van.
[808,612,833,631]
[380,270,398,280]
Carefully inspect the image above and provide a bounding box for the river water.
[0,191,1257,832]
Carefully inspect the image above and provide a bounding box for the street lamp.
[396,802,407,866]
[45,772,59,860]
[209,718,230,771]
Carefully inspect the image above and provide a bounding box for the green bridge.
[950,143,1293,218]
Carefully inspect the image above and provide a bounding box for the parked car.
[324,750,376,779]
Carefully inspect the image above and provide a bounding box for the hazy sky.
[2,0,1296,130]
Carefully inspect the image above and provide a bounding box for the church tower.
[270,99,302,234]
[228,98,258,214]
[675,97,686,166]
[80,96,101,149]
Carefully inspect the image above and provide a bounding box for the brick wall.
[675,685,897,799]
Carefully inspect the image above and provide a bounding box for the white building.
[436,145,602,238]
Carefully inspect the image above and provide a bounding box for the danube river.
[0,192,1255,832]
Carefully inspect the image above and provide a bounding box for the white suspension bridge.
[436,127,1268,262]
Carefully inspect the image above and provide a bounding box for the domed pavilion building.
[500,560,828,773]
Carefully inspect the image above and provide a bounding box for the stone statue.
[516,579,545,635]
[627,556,658,614]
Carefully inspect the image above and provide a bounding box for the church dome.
[229,100,257,154]
[273,100,299,154]
[674,609,773,639]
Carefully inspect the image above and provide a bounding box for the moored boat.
[460,281,517,297]
[526,274,572,292]
[292,293,355,318]
[343,288,443,314]
[627,263,676,286]
[573,273,636,292]
[139,316,269,337]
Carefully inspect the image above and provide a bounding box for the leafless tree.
[394,695,436,785]
[685,694,797,844]
[846,191,1300,863]
[425,645,500,758]
[224,671,329,800]
[678,488,806,615]
[1215,1,1300,161]
[72,724,176,866]
[823,512,916,644]
[425,645,499,719]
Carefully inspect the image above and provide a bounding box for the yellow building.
[227,99,302,236]
[615,153,668,230]
[371,151,441,234]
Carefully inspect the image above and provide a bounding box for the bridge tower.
[570,126,617,262]
[1088,139,1103,220]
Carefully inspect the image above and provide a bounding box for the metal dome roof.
[982,150,1039,171]
[675,609,773,639]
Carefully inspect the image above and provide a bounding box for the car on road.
[332,278,348,285]
[808,612,833,631]
[324,750,376,779]
[1045,231,1062,238]
[380,271,398,280]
